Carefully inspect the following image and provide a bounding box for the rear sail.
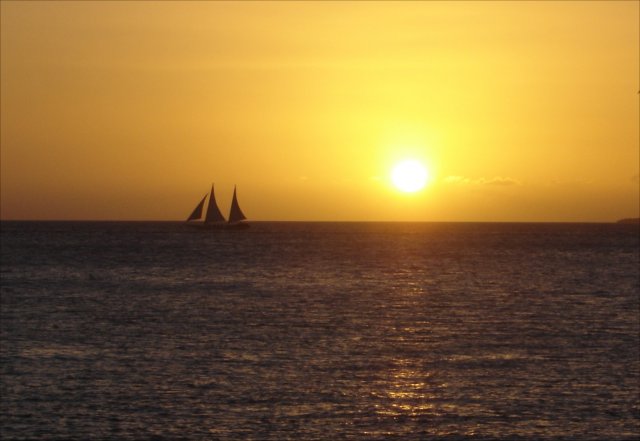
[204,184,226,223]
[187,194,207,221]
[228,185,247,224]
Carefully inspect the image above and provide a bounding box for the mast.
[228,185,247,224]
[187,194,207,221]
[204,184,226,223]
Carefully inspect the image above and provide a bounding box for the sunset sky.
[1,1,638,221]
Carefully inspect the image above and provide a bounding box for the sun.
[391,159,430,193]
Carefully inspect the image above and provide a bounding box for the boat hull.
[186,222,250,230]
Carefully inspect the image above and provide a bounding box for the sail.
[204,184,226,223]
[187,194,207,221]
[228,185,247,224]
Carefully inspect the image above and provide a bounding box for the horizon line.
[1,218,638,224]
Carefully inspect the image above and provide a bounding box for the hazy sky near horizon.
[1,1,638,221]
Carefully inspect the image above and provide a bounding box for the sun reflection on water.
[375,358,449,418]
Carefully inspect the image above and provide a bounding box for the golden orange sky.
[1,1,638,221]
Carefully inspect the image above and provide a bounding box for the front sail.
[204,184,226,223]
[187,194,207,221]
[228,186,247,224]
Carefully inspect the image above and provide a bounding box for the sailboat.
[186,184,249,229]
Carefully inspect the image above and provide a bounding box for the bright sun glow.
[391,159,429,193]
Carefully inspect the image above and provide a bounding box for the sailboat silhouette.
[187,184,249,229]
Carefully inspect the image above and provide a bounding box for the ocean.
[1,221,638,440]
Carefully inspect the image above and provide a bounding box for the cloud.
[443,176,521,186]
[480,177,521,186]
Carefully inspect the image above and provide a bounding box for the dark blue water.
[1,221,638,440]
